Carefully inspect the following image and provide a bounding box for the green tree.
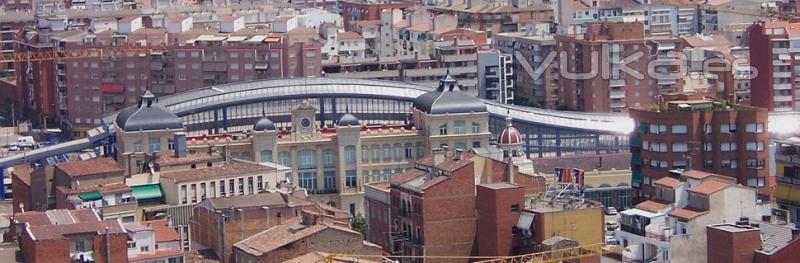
[351,213,368,239]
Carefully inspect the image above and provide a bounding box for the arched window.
[278,151,291,166]
[393,143,403,161]
[371,145,380,162]
[260,150,273,163]
[230,152,240,160]
[382,144,392,161]
[455,142,466,150]
[298,149,316,170]
[240,151,252,161]
[404,143,414,159]
[345,145,356,165]
[323,149,336,168]
[416,142,425,157]
[473,141,481,148]
[361,145,369,162]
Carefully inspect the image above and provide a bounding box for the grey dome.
[413,74,486,114]
[338,113,360,127]
[253,117,276,131]
[115,91,184,132]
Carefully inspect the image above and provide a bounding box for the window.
[704,142,713,152]
[649,124,667,134]
[405,143,414,159]
[439,124,448,135]
[473,141,481,148]
[345,145,356,164]
[371,145,380,162]
[747,177,766,187]
[472,122,481,133]
[746,123,764,133]
[323,149,336,168]
[672,143,688,152]
[149,137,161,152]
[75,240,86,251]
[238,178,244,194]
[324,171,336,190]
[671,124,687,134]
[721,142,737,152]
[299,172,317,190]
[416,142,426,158]
[720,123,737,133]
[511,204,520,212]
[721,159,738,168]
[346,170,357,187]
[394,143,403,161]
[133,140,143,152]
[746,142,764,151]
[278,152,291,166]
[298,150,317,169]
[454,120,465,134]
[361,145,369,162]
[372,170,381,182]
[703,124,712,134]
[382,144,392,161]
[140,245,150,252]
[746,159,765,169]
[260,150,273,163]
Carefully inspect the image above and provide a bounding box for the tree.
[351,213,368,239]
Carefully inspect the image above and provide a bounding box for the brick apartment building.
[555,22,686,112]
[16,15,322,135]
[747,21,800,112]
[629,93,771,201]
[384,148,546,262]
[494,28,559,108]
[339,0,417,32]
[428,0,553,37]
[190,190,351,262]
[707,223,800,263]
[10,209,129,263]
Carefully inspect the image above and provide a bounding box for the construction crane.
[314,243,604,263]
[0,46,169,64]
[655,0,800,22]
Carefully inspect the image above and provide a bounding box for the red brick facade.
[476,183,525,257]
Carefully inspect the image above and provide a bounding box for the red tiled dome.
[497,126,522,145]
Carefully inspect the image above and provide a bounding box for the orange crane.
[314,243,604,263]
[0,46,172,63]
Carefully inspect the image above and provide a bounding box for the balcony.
[777,155,800,165]
[778,176,800,186]
[774,84,792,90]
[610,102,626,108]
[441,53,477,63]
[99,202,137,216]
[309,188,338,195]
[621,224,646,236]
[657,79,677,85]
[610,90,626,99]
[774,95,794,102]
[774,72,792,78]
[610,79,626,87]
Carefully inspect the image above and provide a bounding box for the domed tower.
[412,72,491,151]
[114,90,185,173]
[497,115,523,158]
[252,113,278,164]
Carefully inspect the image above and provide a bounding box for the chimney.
[433,147,446,166]
[173,132,187,158]
[454,149,463,160]
[467,0,472,9]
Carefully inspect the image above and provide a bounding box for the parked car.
[605,235,619,246]
[8,144,19,151]
[16,136,36,149]
[605,207,618,215]
[606,221,619,230]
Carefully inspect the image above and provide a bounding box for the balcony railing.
[620,224,646,236]
[778,176,800,186]
[777,155,800,165]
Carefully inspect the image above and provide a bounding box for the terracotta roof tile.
[682,170,715,180]
[153,151,222,166]
[654,177,682,188]
[669,208,706,220]
[11,165,32,186]
[13,209,99,226]
[55,158,123,177]
[389,168,426,185]
[128,249,184,262]
[338,32,364,40]
[206,192,287,210]
[688,180,730,195]
[28,220,125,240]
[146,220,180,242]
[160,160,274,182]
[635,200,670,213]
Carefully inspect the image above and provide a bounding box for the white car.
[605,207,619,215]
[8,144,19,151]
[605,235,619,246]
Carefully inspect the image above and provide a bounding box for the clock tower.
[290,100,318,140]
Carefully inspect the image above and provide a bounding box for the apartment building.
[16,15,323,135]
[615,170,780,262]
[706,223,800,263]
[428,0,553,37]
[339,0,417,32]
[494,28,558,108]
[629,94,771,201]
[125,220,184,263]
[477,49,514,104]
[747,21,800,111]
[775,138,800,224]
[555,22,686,112]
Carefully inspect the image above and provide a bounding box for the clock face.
[301,118,311,128]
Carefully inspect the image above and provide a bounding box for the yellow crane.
[315,243,604,263]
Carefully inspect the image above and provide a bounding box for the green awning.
[79,191,102,201]
[132,184,163,200]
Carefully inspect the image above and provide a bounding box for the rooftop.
[27,220,125,241]
[654,177,682,188]
[13,209,100,226]
[479,182,520,190]
[234,217,360,256]
[152,151,223,167]
[531,153,631,173]
[669,207,707,220]
[160,160,274,182]
[55,158,123,177]
[206,192,288,210]
[634,200,670,213]
[687,180,731,195]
